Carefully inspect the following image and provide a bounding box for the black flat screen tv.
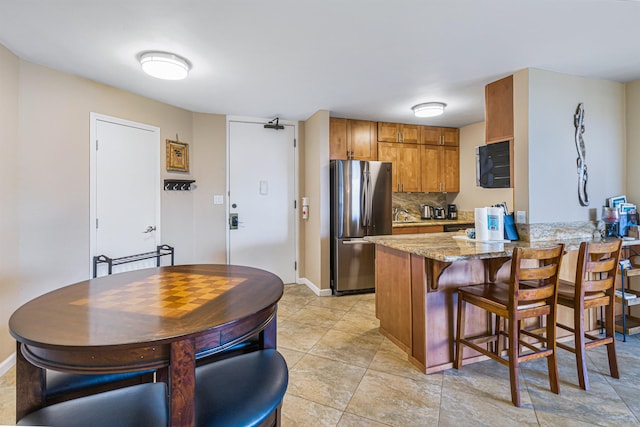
[476,140,510,188]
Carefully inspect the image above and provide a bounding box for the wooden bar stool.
[455,244,565,407]
[556,239,622,390]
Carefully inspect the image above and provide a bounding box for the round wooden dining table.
[9,264,284,427]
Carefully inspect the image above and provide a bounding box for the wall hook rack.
[164,179,196,191]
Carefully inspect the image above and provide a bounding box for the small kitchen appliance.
[602,206,620,237]
[420,204,432,220]
[433,207,446,219]
[447,204,457,220]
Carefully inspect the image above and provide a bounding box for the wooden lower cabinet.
[392,225,444,235]
[374,245,596,374]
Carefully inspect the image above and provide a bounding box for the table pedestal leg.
[15,343,45,422]
[170,338,195,427]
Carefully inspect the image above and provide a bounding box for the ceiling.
[1,0,639,128]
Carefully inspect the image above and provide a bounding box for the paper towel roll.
[487,207,504,241]
[475,207,489,241]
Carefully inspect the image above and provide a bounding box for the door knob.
[142,226,156,233]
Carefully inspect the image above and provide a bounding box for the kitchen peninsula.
[365,231,636,374]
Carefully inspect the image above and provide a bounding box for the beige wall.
[0,45,20,363]
[626,81,640,206]
[513,69,530,220]
[453,121,513,211]
[520,68,625,224]
[2,56,226,362]
[301,110,330,292]
[192,113,228,263]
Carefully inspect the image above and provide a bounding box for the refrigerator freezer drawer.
[333,238,375,294]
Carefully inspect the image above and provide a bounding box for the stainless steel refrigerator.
[330,160,392,295]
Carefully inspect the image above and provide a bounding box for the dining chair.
[455,244,565,407]
[556,239,622,390]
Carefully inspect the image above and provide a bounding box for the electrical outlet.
[516,211,527,223]
[213,195,224,205]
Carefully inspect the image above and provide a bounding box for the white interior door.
[90,114,161,277]
[228,120,296,283]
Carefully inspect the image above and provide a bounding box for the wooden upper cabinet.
[485,75,514,144]
[421,126,459,146]
[442,145,460,192]
[420,145,459,193]
[330,118,348,160]
[377,122,420,143]
[377,142,421,192]
[349,120,377,160]
[330,118,377,160]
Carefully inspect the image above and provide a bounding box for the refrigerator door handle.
[341,239,372,245]
[361,168,372,227]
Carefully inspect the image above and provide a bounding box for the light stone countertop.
[365,232,640,263]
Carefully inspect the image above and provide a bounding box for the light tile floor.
[1,283,640,426]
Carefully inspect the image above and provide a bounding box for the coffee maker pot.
[447,204,457,220]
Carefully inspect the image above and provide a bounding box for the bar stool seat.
[18,382,168,427]
[195,349,288,427]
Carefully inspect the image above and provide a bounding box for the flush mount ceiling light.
[140,52,190,80]
[412,102,447,118]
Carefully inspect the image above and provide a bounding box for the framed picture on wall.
[166,139,189,172]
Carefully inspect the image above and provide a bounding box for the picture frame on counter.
[608,195,626,208]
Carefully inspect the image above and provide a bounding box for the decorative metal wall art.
[574,103,589,206]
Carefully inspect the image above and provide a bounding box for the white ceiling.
[1,0,639,128]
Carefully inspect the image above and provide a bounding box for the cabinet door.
[378,143,399,192]
[442,146,460,192]
[401,125,421,143]
[485,75,514,144]
[420,145,440,192]
[349,120,377,160]
[441,127,459,146]
[329,118,348,160]
[398,144,421,192]
[378,122,400,142]
[421,126,441,145]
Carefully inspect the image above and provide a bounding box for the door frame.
[226,116,299,282]
[89,113,161,272]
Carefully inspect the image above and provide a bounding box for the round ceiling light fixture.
[140,52,190,80]
[412,102,447,118]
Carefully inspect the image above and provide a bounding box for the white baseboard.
[0,352,16,378]
[296,277,333,296]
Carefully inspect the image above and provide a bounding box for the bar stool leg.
[455,295,466,369]
[508,315,520,407]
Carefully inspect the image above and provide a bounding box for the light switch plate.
[213,195,224,205]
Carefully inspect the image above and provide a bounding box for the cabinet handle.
[402,183,404,192]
